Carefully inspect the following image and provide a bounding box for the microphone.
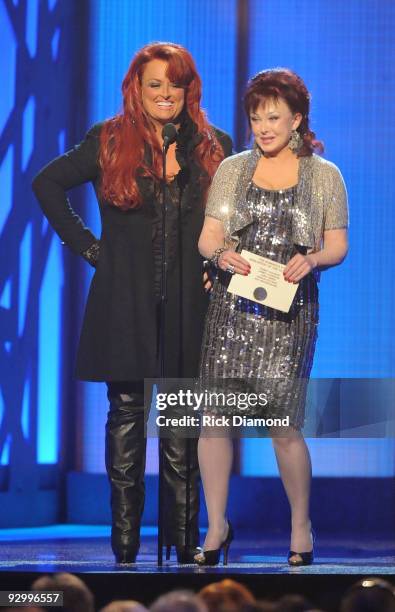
[162,123,177,150]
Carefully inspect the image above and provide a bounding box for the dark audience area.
[1,574,393,612]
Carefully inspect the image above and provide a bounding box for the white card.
[227,249,299,313]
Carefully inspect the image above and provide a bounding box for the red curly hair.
[244,68,324,156]
[99,42,225,208]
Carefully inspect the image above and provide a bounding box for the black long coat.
[32,122,232,381]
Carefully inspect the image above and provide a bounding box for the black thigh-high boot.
[162,433,201,563]
[105,382,146,563]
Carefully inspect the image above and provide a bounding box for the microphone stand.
[157,123,192,567]
[157,139,168,566]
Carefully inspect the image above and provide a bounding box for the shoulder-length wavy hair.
[244,68,324,156]
[99,42,225,208]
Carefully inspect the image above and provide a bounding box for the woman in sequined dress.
[194,69,349,566]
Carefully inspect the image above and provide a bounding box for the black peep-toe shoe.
[194,520,234,566]
[165,545,203,564]
[288,528,315,566]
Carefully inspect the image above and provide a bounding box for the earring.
[288,130,302,151]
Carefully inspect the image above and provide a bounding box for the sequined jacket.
[205,148,349,271]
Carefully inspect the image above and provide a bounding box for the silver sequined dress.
[199,181,319,429]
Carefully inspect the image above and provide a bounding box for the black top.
[152,180,182,302]
[32,118,233,381]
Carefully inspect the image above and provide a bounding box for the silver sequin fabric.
[204,150,349,262]
[199,182,319,429]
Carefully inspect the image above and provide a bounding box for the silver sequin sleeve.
[203,152,349,253]
[322,161,349,231]
[204,155,242,223]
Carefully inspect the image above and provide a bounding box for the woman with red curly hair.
[32,42,232,564]
[195,69,348,566]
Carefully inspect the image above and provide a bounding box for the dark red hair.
[244,68,324,156]
[199,579,256,612]
[99,42,224,208]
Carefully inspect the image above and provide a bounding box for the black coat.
[32,122,232,381]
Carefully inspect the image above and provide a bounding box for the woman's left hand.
[283,253,318,283]
[203,270,213,292]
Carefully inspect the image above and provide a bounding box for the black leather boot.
[162,434,201,563]
[105,383,147,563]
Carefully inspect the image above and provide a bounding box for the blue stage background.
[0,0,394,526]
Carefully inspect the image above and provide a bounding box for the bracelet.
[209,246,227,268]
[81,241,100,267]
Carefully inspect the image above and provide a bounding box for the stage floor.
[0,525,394,575]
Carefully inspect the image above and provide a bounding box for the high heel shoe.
[194,520,234,566]
[176,546,203,564]
[288,528,315,566]
[165,544,203,564]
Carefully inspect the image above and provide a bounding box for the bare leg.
[271,427,313,561]
[197,431,233,550]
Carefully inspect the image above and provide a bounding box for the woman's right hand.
[218,250,251,275]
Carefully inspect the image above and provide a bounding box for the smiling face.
[249,97,302,156]
[141,59,186,130]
